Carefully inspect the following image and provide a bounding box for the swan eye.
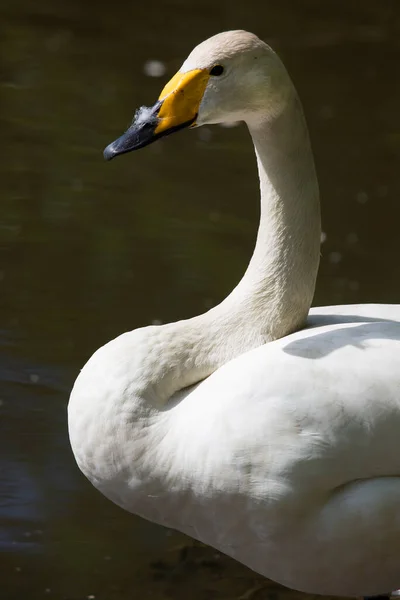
[210,65,224,76]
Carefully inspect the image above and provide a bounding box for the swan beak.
[104,69,210,160]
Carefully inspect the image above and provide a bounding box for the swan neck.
[150,92,321,405]
[247,93,321,279]
[223,92,321,335]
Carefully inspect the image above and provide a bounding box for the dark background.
[1,1,400,598]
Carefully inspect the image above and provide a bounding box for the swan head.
[104,30,293,160]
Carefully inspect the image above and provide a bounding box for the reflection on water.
[1,0,400,598]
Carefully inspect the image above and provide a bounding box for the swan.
[68,31,400,598]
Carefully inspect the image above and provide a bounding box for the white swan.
[68,31,400,598]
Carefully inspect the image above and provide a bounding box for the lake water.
[2,1,400,598]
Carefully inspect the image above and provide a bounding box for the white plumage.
[69,31,400,597]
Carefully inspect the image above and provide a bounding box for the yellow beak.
[155,69,210,134]
[104,69,210,160]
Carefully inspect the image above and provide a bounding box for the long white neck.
[143,90,321,404]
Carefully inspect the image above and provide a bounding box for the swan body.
[68,31,400,597]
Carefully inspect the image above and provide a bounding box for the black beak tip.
[103,142,118,161]
[102,102,195,162]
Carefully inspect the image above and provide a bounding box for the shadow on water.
[1,0,400,598]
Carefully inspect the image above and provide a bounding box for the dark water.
[2,1,400,598]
